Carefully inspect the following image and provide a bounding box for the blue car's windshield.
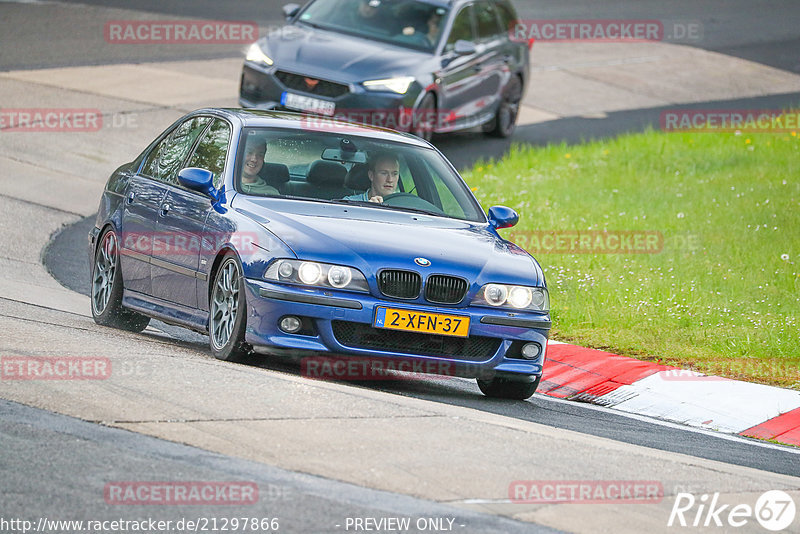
[235,127,485,223]
[297,0,448,52]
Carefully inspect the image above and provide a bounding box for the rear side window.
[474,1,503,41]
[445,5,475,52]
[186,119,231,188]
[141,116,211,184]
[495,1,517,38]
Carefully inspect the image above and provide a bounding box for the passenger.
[240,136,279,196]
[344,151,399,203]
[424,9,443,48]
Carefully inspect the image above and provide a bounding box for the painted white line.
[535,393,800,455]
[604,372,800,434]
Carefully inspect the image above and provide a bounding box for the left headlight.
[246,43,273,66]
[362,76,415,94]
[472,284,549,312]
[265,259,369,292]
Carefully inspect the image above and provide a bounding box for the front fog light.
[298,262,322,284]
[521,343,542,360]
[328,266,352,288]
[484,284,508,306]
[279,316,302,334]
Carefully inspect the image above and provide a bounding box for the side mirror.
[282,3,301,20]
[178,167,221,202]
[488,205,519,229]
[453,39,477,56]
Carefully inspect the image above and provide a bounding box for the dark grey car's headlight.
[472,284,549,312]
[265,259,369,292]
[362,76,414,94]
[246,43,273,66]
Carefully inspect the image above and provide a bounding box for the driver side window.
[141,116,211,185]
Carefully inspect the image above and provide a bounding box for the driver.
[344,151,399,203]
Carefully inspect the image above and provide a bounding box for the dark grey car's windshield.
[297,0,449,51]
[235,127,485,222]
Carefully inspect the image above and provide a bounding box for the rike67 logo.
[668,490,796,531]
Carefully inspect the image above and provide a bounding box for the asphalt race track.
[2,1,800,533]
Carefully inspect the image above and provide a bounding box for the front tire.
[484,75,522,138]
[209,253,250,362]
[91,228,150,332]
[477,374,540,400]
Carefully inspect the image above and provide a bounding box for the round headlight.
[327,266,352,288]
[508,286,533,308]
[277,260,294,279]
[298,262,322,284]
[531,288,546,309]
[484,284,508,306]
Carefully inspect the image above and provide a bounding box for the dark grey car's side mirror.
[453,39,477,56]
[282,3,301,20]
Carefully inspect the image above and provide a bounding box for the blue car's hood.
[262,25,430,83]
[238,198,543,287]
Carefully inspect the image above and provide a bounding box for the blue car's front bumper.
[243,279,550,380]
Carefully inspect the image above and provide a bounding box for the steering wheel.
[381,193,444,214]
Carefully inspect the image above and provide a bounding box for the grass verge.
[463,127,799,389]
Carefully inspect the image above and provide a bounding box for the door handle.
[159,203,170,216]
[127,191,136,204]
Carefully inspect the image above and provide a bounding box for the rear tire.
[477,374,540,400]
[90,228,150,332]
[484,75,522,138]
[209,252,251,362]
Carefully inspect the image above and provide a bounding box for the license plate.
[281,91,335,116]
[374,307,470,338]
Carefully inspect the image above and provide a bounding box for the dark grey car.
[239,0,530,141]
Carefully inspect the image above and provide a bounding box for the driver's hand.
[368,196,383,203]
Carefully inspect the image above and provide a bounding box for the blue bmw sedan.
[89,109,550,399]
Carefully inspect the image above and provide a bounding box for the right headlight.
[472,284,549,312]
[245,43,273,66]
[265,259,369,292]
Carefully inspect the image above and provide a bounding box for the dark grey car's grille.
[331,321,501,361]
[425,275,468,304]
[274,71,349,98]
[378,270,421,299]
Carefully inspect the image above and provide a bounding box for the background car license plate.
[374,307,470,338]
[281,91,335,116]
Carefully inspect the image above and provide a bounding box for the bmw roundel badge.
[414,257,431,267]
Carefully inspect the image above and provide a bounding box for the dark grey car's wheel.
[209,253,250,362]
[91,228,150,332]
[484,75,522,138]
[411,93,436,143]
[477,374,541,400]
